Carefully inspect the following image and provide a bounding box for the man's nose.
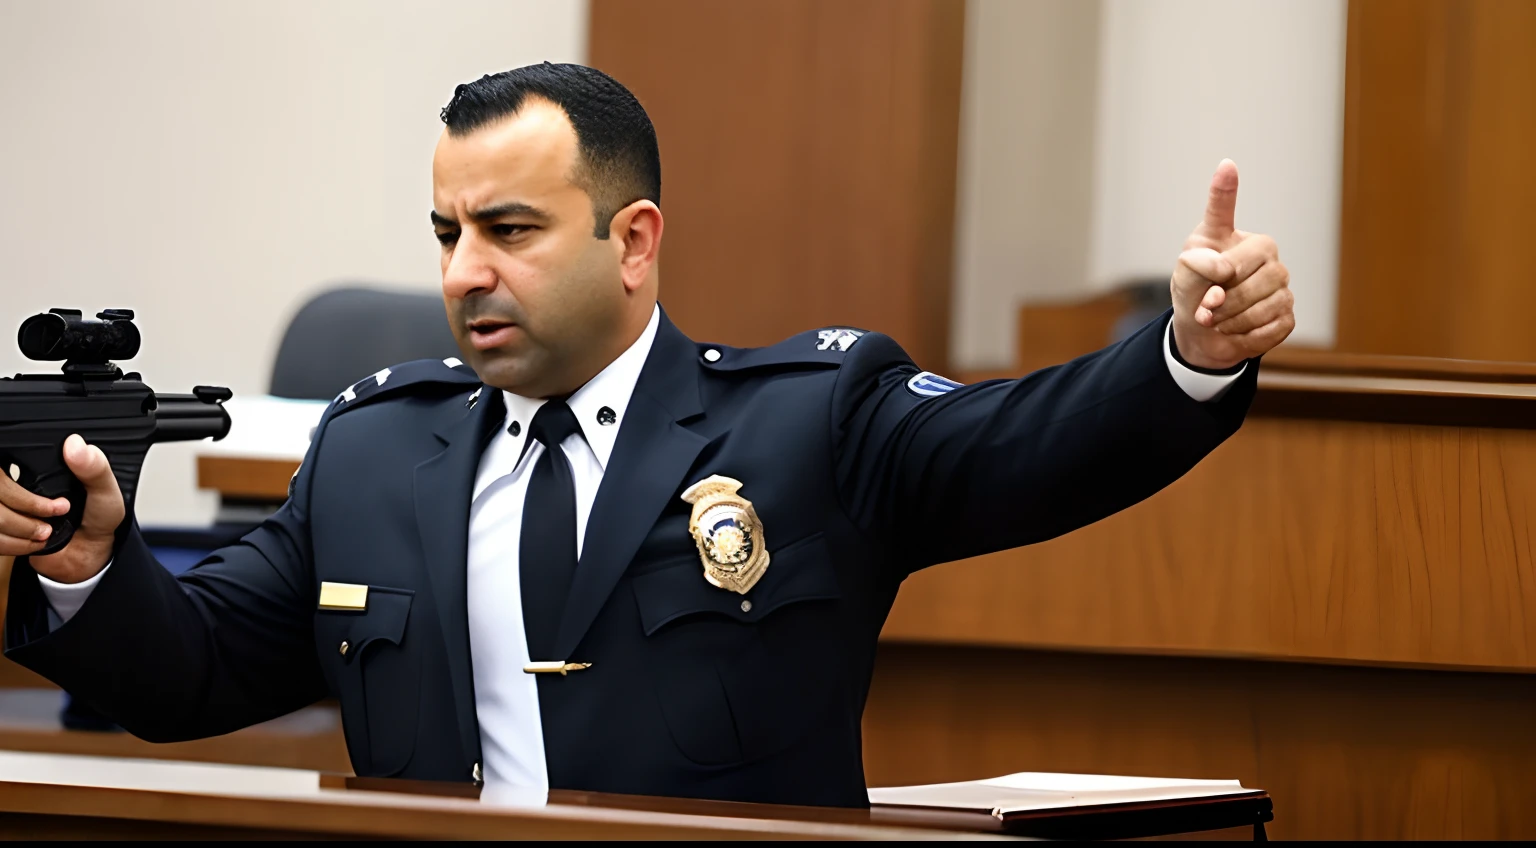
[441,230,499,300]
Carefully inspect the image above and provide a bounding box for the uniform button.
[472,762,483,784]
[509,420,521,437]
[339,641,349,656]
[703,349,722,363]
[596,406,617,426]
[740,600,753,613]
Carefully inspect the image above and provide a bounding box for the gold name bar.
[523,662,593,675]
[318,582,368,611]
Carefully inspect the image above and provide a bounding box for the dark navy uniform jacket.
[5,308,1256,808]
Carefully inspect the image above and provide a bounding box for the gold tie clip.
[522,661,593,675]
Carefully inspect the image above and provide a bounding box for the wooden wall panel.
[883,416,1536,671]
[1336,0,1536,359]
[863,644,1536,840]
[588,0,965,371]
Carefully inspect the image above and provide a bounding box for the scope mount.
[18,308,140,380]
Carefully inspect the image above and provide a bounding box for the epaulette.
[327,356,482,417]
[698,326,872,373]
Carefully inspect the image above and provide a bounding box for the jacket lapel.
[414,387,504,774]
[552,314,707,660]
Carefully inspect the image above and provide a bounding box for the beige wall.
[950,0,1103,371]
[0,0,588,525]
[1089,0,1345,347]
[951,0,1346,369]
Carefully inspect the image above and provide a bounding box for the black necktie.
[520,399,583,661]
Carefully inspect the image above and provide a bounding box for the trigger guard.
[33,516,76,557]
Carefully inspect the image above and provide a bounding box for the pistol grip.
[35,491,86,557]
[6,448,87,557]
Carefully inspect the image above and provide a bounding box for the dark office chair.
[270,285,462,401]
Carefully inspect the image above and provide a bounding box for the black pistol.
[0,309,232,556]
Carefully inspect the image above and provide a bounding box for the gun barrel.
[154,393,232,442]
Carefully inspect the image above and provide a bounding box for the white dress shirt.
[465,303,660,795]
[37,309,1238,795]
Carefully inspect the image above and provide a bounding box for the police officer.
[0,64,1293,807]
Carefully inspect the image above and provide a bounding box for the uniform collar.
[498,303,660,472]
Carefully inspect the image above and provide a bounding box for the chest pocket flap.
[333,588,414,662]
[631,533,839,635]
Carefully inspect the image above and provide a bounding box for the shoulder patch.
[329,356,481,415]
[906,371,965,398]
[701,326,875,373]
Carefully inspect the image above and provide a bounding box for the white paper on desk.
[200,394,329,461]
[867,772,1250,815]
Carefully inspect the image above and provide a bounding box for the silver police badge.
[681,475,770,595]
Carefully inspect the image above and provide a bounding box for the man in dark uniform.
[0,64,1294,807]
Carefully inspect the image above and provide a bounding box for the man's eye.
[434,231,458,247]
[491,224,532,238]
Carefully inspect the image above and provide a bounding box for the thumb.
[1197,158,1239,240]
[62,434,125,539]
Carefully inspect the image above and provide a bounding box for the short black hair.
[441,63,660,239]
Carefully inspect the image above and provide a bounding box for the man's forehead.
[432,100,580,206]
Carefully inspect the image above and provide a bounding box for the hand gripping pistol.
[0,309,232,555]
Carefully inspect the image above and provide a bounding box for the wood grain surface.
[1335,0,1536,360]
[864,644,1536,840]
[0,767,983,841]
[588,0,966,372]
[196,454,297,501]
[883,415,1536,671]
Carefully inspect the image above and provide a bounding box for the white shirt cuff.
[1164,319,1246,403]
[37,561,111,625]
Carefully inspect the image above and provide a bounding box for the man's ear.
[609,200,663,294]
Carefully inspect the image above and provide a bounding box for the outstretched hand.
[1169,160,1295,370]
[0,435,123,584]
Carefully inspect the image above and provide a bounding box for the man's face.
[432,100,623,397]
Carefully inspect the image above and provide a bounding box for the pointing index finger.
[1200,159,1239,239]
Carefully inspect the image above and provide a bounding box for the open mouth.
[467,319,519,350]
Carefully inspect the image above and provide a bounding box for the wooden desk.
[337,776,1272,840]
[0,748,1275,840]
[0,750,991,840]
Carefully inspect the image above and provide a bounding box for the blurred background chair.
[269,285,461,401]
